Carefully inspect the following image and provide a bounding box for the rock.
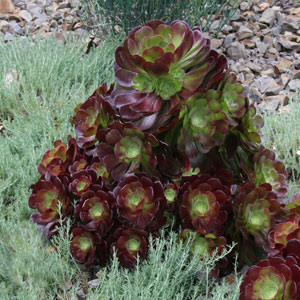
[27,4,43,16]
[252,75,277,94]
[292,59,300,69]
[12,23,23,35]
[265,78,282,96]
[7,14,23,22]
[293,71,300,80]
[278,37,299,50]
[257,100,280,112]
[271,26,281,35]
[282,17,300,33]
[0,20,9,32]
[258,3,270,12]
[259,95,288,112]
[276,12,286,26]
[280,74,290,87]
[49,19,57,29]
[247,62,262,73]
[221,25,233,34]
[211,38,223,49]
[232,22,241,31]
[288,79,300,91]
[226,42,248,60]
[58,2,71,9]
[210,20,220,31]
[240,2,249,11]
[268,47,278,55]
[261,68,274,77]
[256,41,269,55]
[0,0,14,13]
[248,87,262,103]
[224,34,235,47]
[19,10,33,23]
[274,58,293,74]
[4,31,14,41]
[34,15,48,26]
[242,39,256,49]
[259,8,276,26]
[237,25,253,40]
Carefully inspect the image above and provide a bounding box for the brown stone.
[265,78,282,96]
[7,15,23,22]
[266,95,288,105]
[0,20,9,32]
[274,58,293,74]
[278,37,299,50]
[288,79,300,91]
[258,3,270,11]
[248,87,262,103]
[261,68,274,76]
[237,25,253,40]
[19,10,33,23]
[280,73,290,87]
[282,17,300,33]
[226,42,248,60]
[0,0,14,13]
[211,38,223,49]
[242,39,256,49]
[259,8,276,25]
[247,62,262,73]
[291,7,300,16]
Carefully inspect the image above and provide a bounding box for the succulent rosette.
[72,83,114,148]
[156,147,191,179]
[87,157,109,181]
[68,157,88,175]
[252,147,288,200]
[180,229,231,277]
[164,182,179,211]
[69,169,99,196]
[74,186,115,237]
[113,172,167,231]
[96,121,159,181]
[108,88,183,133]
[179,173,233,237]
[29,174,72,225]
[179,229,227,258]
[266,214,300,255]
[109,228,149,269]
[234,182,281,247]
[37,135,79,176]
[239,253,300,300]
[237,103,264,150]
[285,193,300,215]
[178,89,229,156]
[70,228,107,267]
[38,140,67,176]
[114,20,228,100]
[218,74,246,120]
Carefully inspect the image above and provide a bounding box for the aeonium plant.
[28,18,296,299]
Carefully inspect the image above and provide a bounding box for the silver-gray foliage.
[87,230,242,300]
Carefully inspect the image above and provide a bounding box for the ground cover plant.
[0,33,243,300]
[24,19,300,299]
[79,0,242,36]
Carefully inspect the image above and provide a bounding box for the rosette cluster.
[28,19,300,298]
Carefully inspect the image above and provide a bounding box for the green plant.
[79,0,241,36]
[87,230,241,300]
[26,19,300,299]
